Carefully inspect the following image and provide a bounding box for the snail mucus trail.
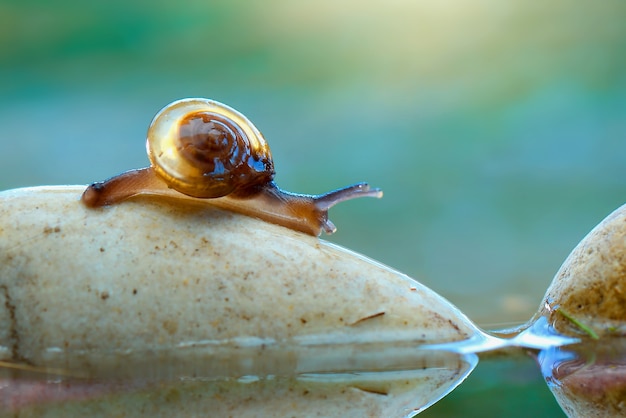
[82,98,382,236]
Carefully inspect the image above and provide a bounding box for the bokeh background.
[2,0,625,416]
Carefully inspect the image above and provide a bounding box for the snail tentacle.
[313,183,383,211]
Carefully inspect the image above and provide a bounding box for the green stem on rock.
[556,308,599,340]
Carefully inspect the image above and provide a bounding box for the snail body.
[82,98,382,235]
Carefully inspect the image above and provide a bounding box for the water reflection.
[4,316,603,418]
[537,338,626,418]
[1,347,477,417]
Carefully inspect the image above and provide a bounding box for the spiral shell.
[147,98,274,198]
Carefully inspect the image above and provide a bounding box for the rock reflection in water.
[0,348,477,417]
[537,339,626,418]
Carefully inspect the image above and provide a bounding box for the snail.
[81,98,382,236]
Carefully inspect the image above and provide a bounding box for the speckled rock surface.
[537,203,626,338]
[0,186,477,416]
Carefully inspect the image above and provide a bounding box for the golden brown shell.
[147,98,274,198]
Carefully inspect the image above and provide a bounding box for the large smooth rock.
[0,186,478,416]
[536,203,626,339]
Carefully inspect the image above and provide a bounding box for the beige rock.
[0,186,477,416]
[536,203,626,338]
[533,203,626,417]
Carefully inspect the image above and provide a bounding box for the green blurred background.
[2,0,625,415]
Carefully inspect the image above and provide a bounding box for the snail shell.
[82,98,382,236]
[147,98,274,198]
